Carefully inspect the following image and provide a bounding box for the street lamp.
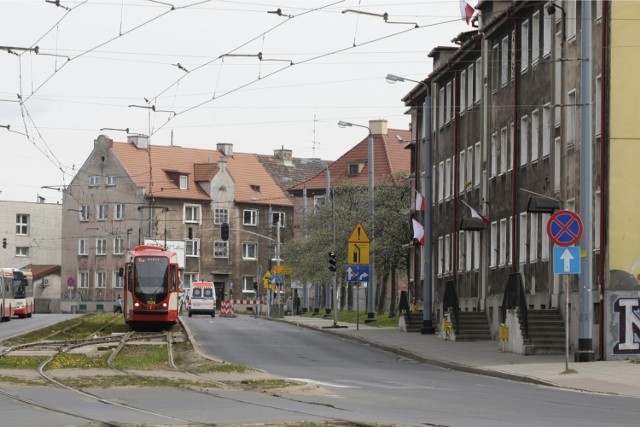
[386,73,435,334]
[338,120,376,323]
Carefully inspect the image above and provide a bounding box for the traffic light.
[188,227,193,239]
[328,252,337,272]
[221,222,229,241]
[2,238,6,249]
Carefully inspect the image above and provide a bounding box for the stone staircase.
[521,309,565,355]
[452,311,492,341]
[403,311,424,333]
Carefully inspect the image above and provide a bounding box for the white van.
[188,282,216,317]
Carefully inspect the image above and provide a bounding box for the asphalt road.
[185,314,640,427]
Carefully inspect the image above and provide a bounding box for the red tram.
[122,244,180,329]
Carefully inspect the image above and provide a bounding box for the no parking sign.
[547,210,583,247]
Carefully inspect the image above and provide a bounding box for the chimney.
[217,142,233,156]
[274,147,293,165]
[128,134,149,149]
[369,119,388,136]
[217,158,227,173]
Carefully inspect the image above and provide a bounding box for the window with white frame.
[114,203,124,220]
[445,158,452,199]
[438,161,444,202]
[78,238,88,256]
[508,216,513,265]
[474,142,481,186]
[531,109,539,163]
[89,175,99,187]
[242,242,257,260]
[78,271,89,289]
[459,150,466,193]
[186,239,200,257]
[554,137,561,192]
[214,208,229,224]
[458,231,465,272]
[554,31,562,115]
[595,75,602,136]
[567,90,576,146]
[509,122,515,171]
[182,273,198,289]
[465,231,473,271]
[566,0,576,40]
[180,175,188,190]
[79,205,90,221]
[243,209,258,226]
[596,1,602,20]
[532,11,540,65]
[543,104,551,157]
[491,44,499,91]
[475,58,482,103]
[272,211,285,228]
[543,12,551,57]
[520,115,528,166]
[490,221,497,268]
[500,127,508,175]
[214,241,228,258]
[529,213,538,262]
[511,29,516,81]
[16,214,28,235]
[594,192,601,251]
[467,63,474,109]
[113,271,124,288]
[519,212,528,264]
[243,275,257,293]
[460,70,466,114]
[313,195,325,212]
[499,218,507,266]
[16,247,28,257]
[96,238,107,255]
[490,133,497,178]
[541,213,550,260]
[466,146,473,190]
[96,271,107,288]
[473,231,480,270]
[106,175,117,186]
[96,204,108,221]
[432,165,436,198]
[437,236,443,276]
[438,87,445,128]
[501,36,509,86]
[444,234,451,274]
[521,19,529,72]
[113,237,124,255]
[184,204,201,223]
[445,81,452,123]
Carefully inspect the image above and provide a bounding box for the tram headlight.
[162,302,168,308]
[134,302,140,308]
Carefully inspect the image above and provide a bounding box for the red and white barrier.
[232,299,264,305]
[220,300,235,317]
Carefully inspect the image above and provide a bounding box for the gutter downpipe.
[598,0,608,361]
[512,16,520,275]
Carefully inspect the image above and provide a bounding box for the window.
[595,75,602,136]
[491,44,499,91]
[566,0,576,40]
[243,275,257,293]
[509,122,514,171]
[508,216,513,265]
[466,146,473,190]
[445,81,452,124]
[501,36,509,86]
[490,133,497,178]
[543,11,552,57]
[541,213,550,261]
[490,221,497,268]
[519,212,528,264]
[531,109,539,163]
[184,204,201,223]
[499,219,507,266]
[594,192,601,251]
[473,231,480,270]
[445,158,452,199]
[458,231,465,272]
[106,175,117,186]
[521,20,529,72]
[529,213,538,262]
[16,214,28,235]
[78,271,89,289]
[520,115,528,166]
[543,104,551,157]
[567,90,576,146]
[438,161,444,202]
[182,273,199,289]
[78,238,88,256]
[214,208,228,225]
[272,211,285,228]
[437,236,443,276]
[500,127,507,175]
[475,58,482,103]
[114,204,124,220]
[474,142,481,187]
[180,175,188,190]
[79,205,90,221]
[596,1,602,20]
[96,204,108,221]
[16,247,29,257]
[96,238,107,255]
[444,234,451,274]
[242,242,257,260]
[113,271,124,288]
[465,231,472,271]
[89,175,99,187]
[243,209,258,226]
[438,87,445,128]
[532,12,540,65]
[459,150,466,194]
[467,63,474,110]
[460,70,466,114]
[113,237,124,255]
[96,271,107,288]
[186,239,200,257]
[554,31,562,116]
[214,241,229,258]
[554,137,561,192]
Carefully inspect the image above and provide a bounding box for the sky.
[0,0,473,204]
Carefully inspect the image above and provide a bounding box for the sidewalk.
[280,315,640,399]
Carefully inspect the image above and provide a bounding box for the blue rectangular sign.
[553,246,581,275]
[345,264,370,283]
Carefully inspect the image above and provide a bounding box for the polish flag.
[415,190,426,212]
[460,0,474,25]
[412,218,425,246]
[461,199,489,224]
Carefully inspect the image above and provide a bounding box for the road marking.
[287,378,358,389]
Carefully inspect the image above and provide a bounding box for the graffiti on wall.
[612,297,640,355]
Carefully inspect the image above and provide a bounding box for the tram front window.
[134,257,169,297]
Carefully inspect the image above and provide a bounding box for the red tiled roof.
[290,127,411,191]
[111,143,292,207]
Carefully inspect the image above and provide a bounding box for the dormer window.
[348,163,364,176]
[250,184,261,192]
[180,175,188,190]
